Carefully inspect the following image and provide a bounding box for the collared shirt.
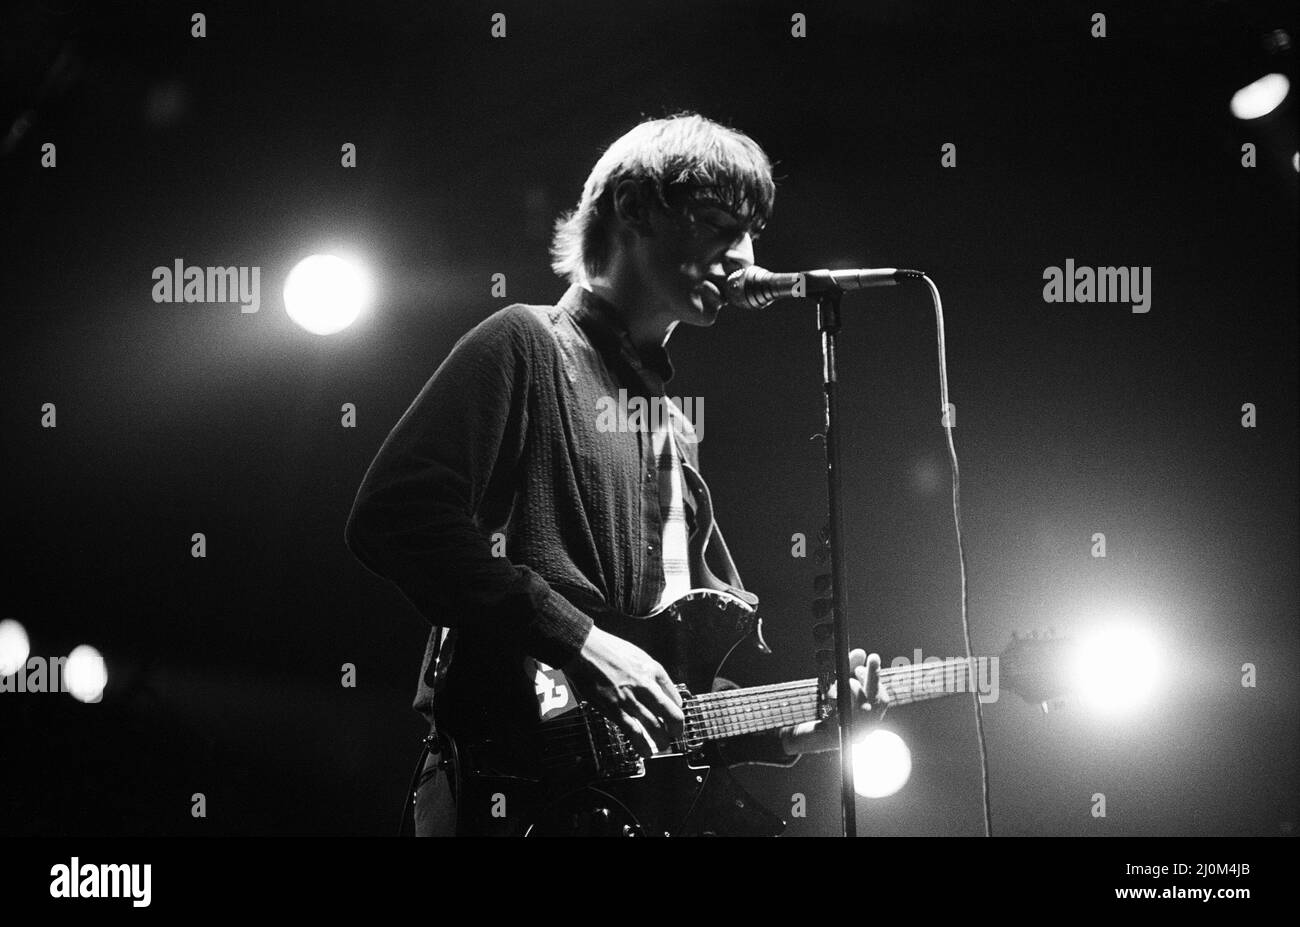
[346,284,792,764]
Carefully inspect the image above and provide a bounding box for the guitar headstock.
[999,628,1075,712]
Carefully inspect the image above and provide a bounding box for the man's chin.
[680,302,722,326]
[680,293,724,325]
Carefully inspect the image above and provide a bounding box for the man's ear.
[611,179,654,235]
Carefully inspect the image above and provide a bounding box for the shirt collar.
[561,284,675,389]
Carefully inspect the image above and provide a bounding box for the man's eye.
[702,218,744,239]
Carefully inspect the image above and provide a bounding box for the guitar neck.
[689,657,985,743]
[686,680,823,743]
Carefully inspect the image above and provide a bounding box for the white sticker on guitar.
[531,660,575,719]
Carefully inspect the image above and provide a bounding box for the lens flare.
[0,619,30,676]
[1230,73,1290,120]
[851,728,912,798]
[283,254,372,335]
[65,644,108,703]
[1069,623,1163,716]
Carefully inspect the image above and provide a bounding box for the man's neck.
[584,275,675,356]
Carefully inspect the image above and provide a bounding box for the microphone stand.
[817,288,859,837]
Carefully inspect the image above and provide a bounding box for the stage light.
[283,254,372,335]
[1230,73,1290,120]
[65,644,107,703]
[0,619,30,676]
[1292,151,1298,172]
[1068,622,1163,716]
[851,728,912,798]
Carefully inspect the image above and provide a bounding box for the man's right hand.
[562,625,685,757]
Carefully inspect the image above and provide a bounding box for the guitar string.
[538,659,981,741]
[539,663,973,738]
[540,705,824,742]
[539,660,979,736]
[535,658,999,763]
[541,705,823,745]
[541,690,823,727]
[540,700,826,757]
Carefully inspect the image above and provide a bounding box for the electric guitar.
[436,586,1072,837]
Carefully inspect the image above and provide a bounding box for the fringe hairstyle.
[550,113,775,285]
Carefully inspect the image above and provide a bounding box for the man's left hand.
[778,648,891,756]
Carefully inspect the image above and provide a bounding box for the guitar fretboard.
[684,657,985,743]
[684,680,823,743]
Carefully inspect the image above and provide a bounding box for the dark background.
[2,0,1296,836]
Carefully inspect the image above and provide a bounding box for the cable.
[918,271,993,838]
[398,740,432,836]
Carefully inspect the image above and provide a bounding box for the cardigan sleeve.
[344,306,593,669]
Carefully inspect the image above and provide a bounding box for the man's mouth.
[699,280,725,309]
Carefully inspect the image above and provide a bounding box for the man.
[345,113,887,836]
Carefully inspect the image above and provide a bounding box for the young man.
[345,113,886,836]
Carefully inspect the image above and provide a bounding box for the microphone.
[725,266,923,310]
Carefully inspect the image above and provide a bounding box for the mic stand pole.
[817,287,858,837]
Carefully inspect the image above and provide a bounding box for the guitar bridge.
[586,705,644,780]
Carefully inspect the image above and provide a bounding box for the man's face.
[633,186,758,328]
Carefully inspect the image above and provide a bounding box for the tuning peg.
[818,523,831,546]
[811,598,834,620]
[815,648,834,668]
[813,573,832,594]
[812,621,833,643]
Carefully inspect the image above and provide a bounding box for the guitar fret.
[689,686,823,741]
[879,658,976,707]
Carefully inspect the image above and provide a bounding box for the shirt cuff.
[524,585,594,669]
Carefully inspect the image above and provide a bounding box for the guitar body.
[436,588,788,837]
[451,750,783,838]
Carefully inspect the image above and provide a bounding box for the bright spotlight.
[1069,623,1163,716]
[65,644,108,703]
[1230,73,1290,120]
[851,728,912,798]
[283,254,372,335]
[0,619,30,676]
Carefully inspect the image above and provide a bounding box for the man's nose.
[721,231,755,275]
